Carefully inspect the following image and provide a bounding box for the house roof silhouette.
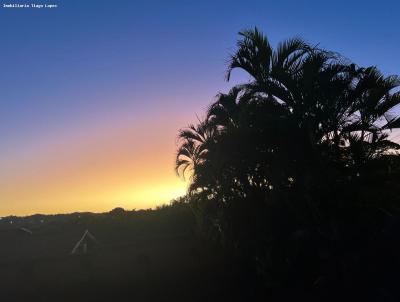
[71,229,98,255]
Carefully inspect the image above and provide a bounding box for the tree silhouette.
[176,28,400,300]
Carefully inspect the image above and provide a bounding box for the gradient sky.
[1,0,399,216]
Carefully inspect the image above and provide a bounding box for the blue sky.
[1,0,399,144]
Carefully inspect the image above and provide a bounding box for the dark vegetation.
[176,28,400,301]
[0,204,236,301]
[2,28,400,301]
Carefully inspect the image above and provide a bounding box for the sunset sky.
[1,0,399,216]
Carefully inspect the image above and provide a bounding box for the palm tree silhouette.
[225,28,400,177]
[176,28,400,299]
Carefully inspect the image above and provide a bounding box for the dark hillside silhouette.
[0,204,238,302]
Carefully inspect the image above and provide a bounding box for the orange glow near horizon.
[0,111,189,216]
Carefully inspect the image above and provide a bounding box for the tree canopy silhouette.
[176,28,400,300]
